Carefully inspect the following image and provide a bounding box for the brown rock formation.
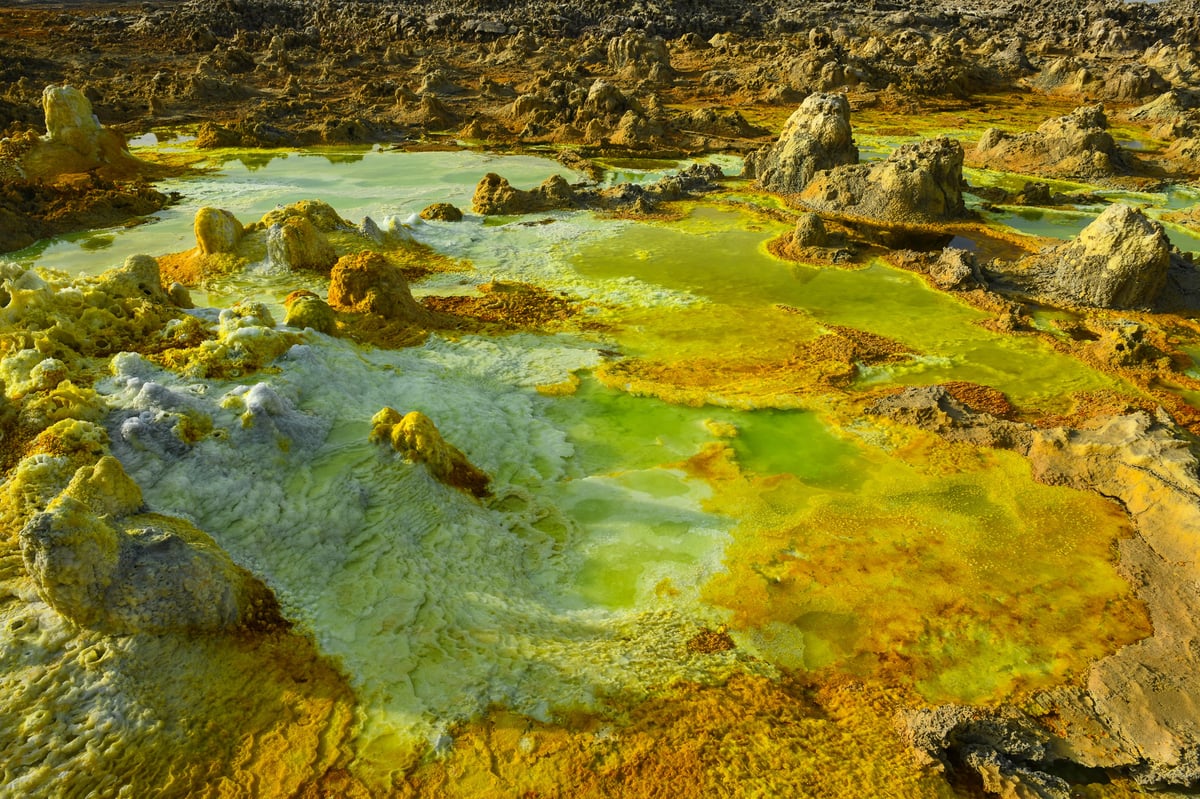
[327,251,434,324]
[19,85,142,181]
[419,202,464,222]
[972,105,1135,179]
[471,173,578,215]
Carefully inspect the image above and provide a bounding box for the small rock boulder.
[419,202,464,222]
[194,207,244,255]
[929,247,986,291]
[282,290,336,334]
[792,212,828,248]
[266,216,338,273]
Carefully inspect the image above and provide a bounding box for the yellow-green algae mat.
[0,150,1165,798]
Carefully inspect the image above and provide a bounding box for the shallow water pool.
[0,145,1159,796]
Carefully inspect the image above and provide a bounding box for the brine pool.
[4,144,1192,792]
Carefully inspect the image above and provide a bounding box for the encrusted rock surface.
[472,163,724,216]
[282,290,336,334]
[744,92,857,194]
[420,202,464,222]
[993,203,1199,310]
[972,104,1135,178]
[194,207,244,255]
[266,216,338,272]
[327,251,434,324]
[472,172,579,215]
[20,85,141,180]
[798,135,967,224]
[928,247,987,291]
[370,407,491,497]
[20,455,284,634]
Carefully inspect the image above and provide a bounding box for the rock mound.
[472,172,578,215]
[791,212,827,248]
[744,92,857,194]
[282,290,336,334]
[999,203,1175,309]
[606,31,672,81]
[370,407,490,497]
[928,247,986,291]
[20,455,283,634]
[327,251,433,324]
[194,207,244,255]
[420,202,464,222]
[19,85,141,180]
[799,135,966,224]
[972,104,1134,178]
[266,216,337,272]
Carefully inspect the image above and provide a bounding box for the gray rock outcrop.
[929,247,986,291]
[973,104,1134,178]
[791,212,827,248]
[266,216,338,273]
[798,135,966,224]
[744,92,857,194]
[21,455,283,634]
[1002,204,1172,309]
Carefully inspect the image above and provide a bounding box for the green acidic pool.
[566,203,1122,409]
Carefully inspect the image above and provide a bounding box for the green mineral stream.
[4,144,1168,787]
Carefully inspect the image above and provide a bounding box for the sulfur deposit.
[6,1,1200,798]
[370,407,491,497]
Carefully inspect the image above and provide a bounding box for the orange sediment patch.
[423,281,580,330]
[679,431,1151,705]
[396,673,958,799]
